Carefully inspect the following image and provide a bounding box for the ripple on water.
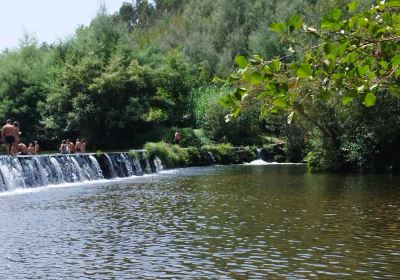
[0,165,399,278]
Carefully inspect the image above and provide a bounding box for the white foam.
[245,160,305,166]
[0,173,163,197]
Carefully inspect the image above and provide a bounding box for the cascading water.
[153,157,164,173]
[100,153,150,178]
[0,151,162,192]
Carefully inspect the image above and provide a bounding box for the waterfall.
[0,157,27,191]
[153,157,164,173]
[0,151,162,193]
[207,152,216,164]
[105,153,145,178]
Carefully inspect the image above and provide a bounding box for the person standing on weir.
[66,139,75,154]
[1,119,17,155]
[174,130,182,144]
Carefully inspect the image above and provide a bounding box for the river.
[0,164,399,279]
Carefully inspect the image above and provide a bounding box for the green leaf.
[269,60,282,72]
[337,43,347,57]
[270,107,280,114]
[220,95,236,107]
[396,68,400,79]
[233,107,241,117]
[288,15,303,31]
[250,72,263,84]
[356,65,370,77]
[270,22,287,33]
[273,98,288,108]
[235,56,248,69]
[342,96,353,105]
[379,61,388,70]
[348,0,360,12]
[392,55,400,67]
[363,92,376,107]
[386,1,400,7]
[296,63,313,78]
[331,9,342,21]
[324,43,337,55]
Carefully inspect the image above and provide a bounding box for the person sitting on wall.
[59,140,70,154]
[18,143,28,155]
[1,119,17,155]
[75,139,82,153]
[28,143,35,155]
[34,141,39,154]
[81,140,86,153]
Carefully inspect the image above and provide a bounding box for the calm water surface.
[0,164,400,279]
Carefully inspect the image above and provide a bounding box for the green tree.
[223,0,400,170]
[0,35,54,144]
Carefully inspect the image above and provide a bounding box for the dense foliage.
[224,0,400,171]
[0,0,398,172]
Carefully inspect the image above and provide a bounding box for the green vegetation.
[223,0,400,172]
[0,0,398,172]
[144,141,258,168]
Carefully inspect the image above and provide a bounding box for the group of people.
[59,139,86,154]
[1,119,88,156]
[1,119,39,155]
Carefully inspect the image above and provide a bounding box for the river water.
[0,164,399,279]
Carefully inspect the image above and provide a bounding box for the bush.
[143,141,253,167]
[188,86,263,144]
[200,143,237,164]
[144,141,182,168]
[233,146,258,163]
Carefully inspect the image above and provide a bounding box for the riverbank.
[140,141,289,169]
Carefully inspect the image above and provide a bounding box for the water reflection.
[0,165,399,279]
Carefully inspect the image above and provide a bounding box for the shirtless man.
[18,143,28,155]
[2,119,17,155]
[66,139,75,153]
[75,139,82,153]
[59,140,70,154]
[12,121,20,155]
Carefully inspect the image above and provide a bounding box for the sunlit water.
[0,165,400,279]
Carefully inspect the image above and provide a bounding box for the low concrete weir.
[0,152,163,192]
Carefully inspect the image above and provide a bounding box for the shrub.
[200,143,237,164]
[188,86,263,144]
[143,142,258,167]
[144,141,191,168]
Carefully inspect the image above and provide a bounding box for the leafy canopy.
[222,0,400,120]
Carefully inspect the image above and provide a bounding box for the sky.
[0,0,127,51]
